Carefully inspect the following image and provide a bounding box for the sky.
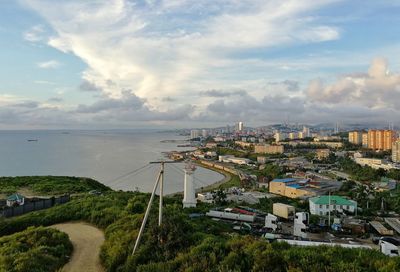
[1,0,400,129]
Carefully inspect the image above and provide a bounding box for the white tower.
[183,163,197,208]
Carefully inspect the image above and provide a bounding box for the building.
[316,149,331,160]
[269,178,315,199]
[257,156,267,164]
[309,195,357,216]
[368,130,395,151]
[392,140,400,163]
[274,132,287,142]
[289,132,297,140]
[235,122,244,132]
[219,155,250,165]
[348,131,363,145]
[362,132,368,147]
[302,126,311,138]
[6,193,25,207]
[202,129,209,138]
[190,129,200,139]
[254,144,284,154]
[235,141,253,148]
[355,157,398,170]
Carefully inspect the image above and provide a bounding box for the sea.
[0,130,224,194]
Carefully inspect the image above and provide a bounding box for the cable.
[106,163,153,187]
[166,164,210,188]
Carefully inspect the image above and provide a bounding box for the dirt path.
[51,222,105,272]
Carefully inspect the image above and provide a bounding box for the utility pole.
[131,160,180,256]
[158,162,164,226]
[132,166,162,256]
[328,191,331,227]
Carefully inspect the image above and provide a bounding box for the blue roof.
[287,184,302,189]
[271,178,296,183]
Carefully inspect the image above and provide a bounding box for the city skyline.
[1,1,400,129]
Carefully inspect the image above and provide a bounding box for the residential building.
[309,195,357,216]
[368,130,395,150]
[274,132,287,142]
[348,131,363,145]
[235,121,244,132]
[235,141,253,148]
[190,129,200,139]
[254,144,284,154]
[202,129,209,138]
[316,149,331,160]
[392,140,400,163]
[302,126,311,138]
[362,132,368,147]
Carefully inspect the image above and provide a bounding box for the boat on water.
[27,139,38,142]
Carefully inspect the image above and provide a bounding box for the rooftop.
[309,195,355,206]
[271,178,296,183]
[7,193,25,201]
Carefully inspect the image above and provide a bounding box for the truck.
[273,203,295,220]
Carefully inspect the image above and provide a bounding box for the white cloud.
[22,0,340,104]
[37,60,61,69]
[23,24,45,42]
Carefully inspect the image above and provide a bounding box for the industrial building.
[269,178,315,199]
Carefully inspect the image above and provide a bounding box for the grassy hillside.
[0,226,72,272]
[0,176,111,195]
[0,190,398,272]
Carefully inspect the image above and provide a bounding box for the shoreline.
[166,161,239,197]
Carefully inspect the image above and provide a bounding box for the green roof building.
[309,195,357,216]
[6,193,25,207]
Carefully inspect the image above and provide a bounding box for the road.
[51,222,105,272]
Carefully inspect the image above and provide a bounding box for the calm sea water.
[0,130,223,194]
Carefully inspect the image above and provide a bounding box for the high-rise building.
[238,121,244,131]
[362,132,368,148]
[202,129,209,138]
[367,130,395,151]
[392,140,400,163]
[302,126,311,138]
[190,129,200,139]
[348,131,363,145]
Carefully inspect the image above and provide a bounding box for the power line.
[106,163,153,187]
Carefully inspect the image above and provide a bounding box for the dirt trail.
[51,222,105,272]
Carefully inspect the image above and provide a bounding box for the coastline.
[166,161,240,197]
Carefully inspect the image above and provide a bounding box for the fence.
[0,195,70,218]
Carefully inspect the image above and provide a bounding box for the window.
[340,205,342,209]
[320,211,323,215]
[346,205,349,209]
[333,205,336,209]
[326,205,329,209]
[390,250,399,255]
[319,204,322,208]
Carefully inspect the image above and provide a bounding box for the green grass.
[0,176,111,196]
[0,226,72,272]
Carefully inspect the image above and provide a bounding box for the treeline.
[0,226,72,272]
[0,176,111,195]
[338,157,400,181]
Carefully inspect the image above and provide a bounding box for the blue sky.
[1,0,400,129]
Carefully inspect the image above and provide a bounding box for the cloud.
[199,89,247,97]
[37,60,61,69]
[306,57,400,109]
[22,0,340,103]
[47,97,64,102]
[79,79,102,92]
[23,24,45,42]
